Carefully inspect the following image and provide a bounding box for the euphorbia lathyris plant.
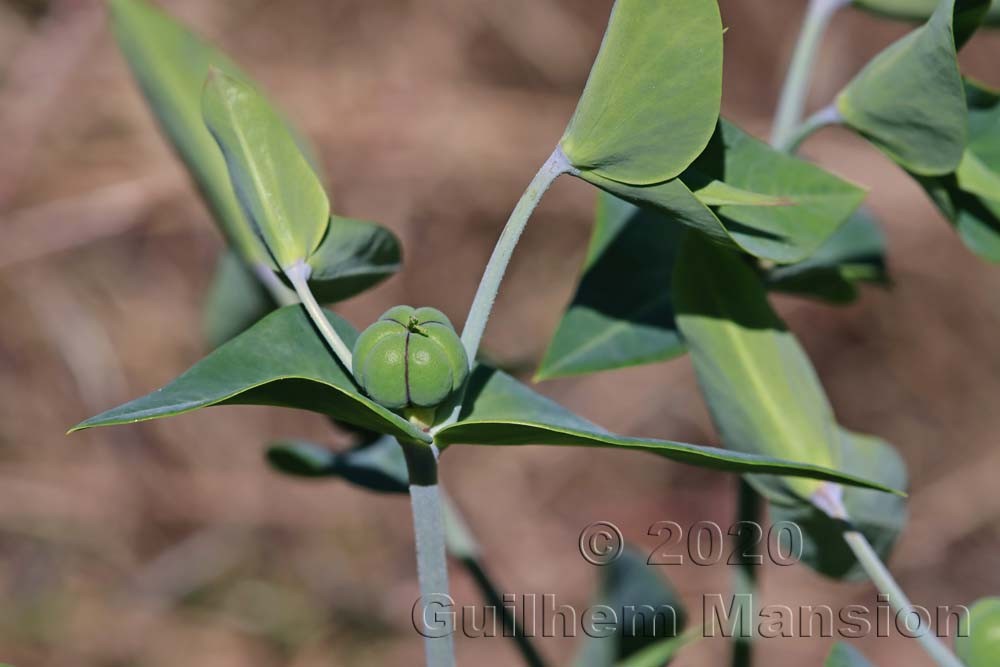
[73,0,1000,666]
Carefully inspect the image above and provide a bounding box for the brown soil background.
[1,1,999,665]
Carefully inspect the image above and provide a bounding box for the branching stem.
[286,261,353,372]
[778,104,842,154]
[251,261,298,307]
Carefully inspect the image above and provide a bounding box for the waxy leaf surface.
[203,72,329,269]
[436,366,901,494]
[267,436,409,492]
[853,0,999,29]
[672,233,841,499]
[837,0,988,175]
[561,0,723,184]
[72,306,430,444]
[302,215,402,302]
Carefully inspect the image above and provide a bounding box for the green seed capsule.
[352,306,469,411]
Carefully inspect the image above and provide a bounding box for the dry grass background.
[1,1,1000,665]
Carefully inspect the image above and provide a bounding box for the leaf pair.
[837,0,989,175]
[70,306,902,494]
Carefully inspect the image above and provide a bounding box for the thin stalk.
[459,146,569,364]
[770,0,849,149]
[285,261,353,372]
[441,495,548,667]
[777,104,842,154]
[434,147,568,432]
[403,442,456,667]
[731,479,761,667]
[814,484,966,667]
[251,261,298,307]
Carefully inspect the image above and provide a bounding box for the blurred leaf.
[767,208,889,304]
[561,0,722,185]
[916,79,1000,261]
[575,547,686,667]
[435,366,902,493]
[536,192,684,381]
[301,215,402,302]
[837,0,988,175]
[266,436,408,492]
[612,631,700,667]
[957,597,1000,667]
[825,642,875,666]
[109,0,314,265]
[672,233,841,499]
[682,119,867,264]
[203,70,329,270]
[70,306,431,445]
[853,0,999,30]
[203,249,275,348]
[765,428,908,581]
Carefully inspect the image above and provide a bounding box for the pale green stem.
[770,0,849,149]
[403,442,456,667]
[434,146,568,432]
[285,261,353,372]
[777,104,842,154]
[251,261,298,306]
[814,484,966,667]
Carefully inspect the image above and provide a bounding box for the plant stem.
[403,442,456,667]
[731,479,761,667]
[770,0,849,149]
[441,495,548,667]
[285,261,353,373]
[814,484,966,667]
[777,104,842,154]
[458,146,569,365]
[251,261,298,307]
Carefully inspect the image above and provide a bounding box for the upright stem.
[251,261,298,307]
[731,479,762,667]
[458,146,569,365]
[403,442,456,667]
[770,0,848,149]
[814,484,966,667]
[285,261,354,373]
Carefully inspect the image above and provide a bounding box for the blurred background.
[1,0,999,665]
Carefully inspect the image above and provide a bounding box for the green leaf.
[920,174,1000,261]
[203,249,276,348]
[765,428,908,581]
[825,642,875,667]
[767,208,889,304]
[837,0,988,175]
[70,306,430,445]
[672,233,842,499]
[300,215,402,302]
[202,70,329,270]
[109,0,314,265]
[435,366,902,494]
[574,547,686,667]
[957,597,1000,667]
[576,119,865,264]
[535,192,685,381]
[613,631,700,667]
[560,0,722,185]
[266,436,409,492]
[853,0,999,33]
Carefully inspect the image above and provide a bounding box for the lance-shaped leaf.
[681,119,867,263]
[825,642,875,667]
[435,366,901,494]
[672,233,842,500]
[203,71,329,270]
[767,208,889,304]
[957,597,1000,667]
[536,193,684,381]
[765,428,908,581]
[109,0,314,265]
[837,0,988,175]
[915,79,1000,262]
[560,0,723,185]
[70,306,430,445]
[266,436,409,492]
[575,547,687,667]
[853,0,1000,28]
[299,215,402,302]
